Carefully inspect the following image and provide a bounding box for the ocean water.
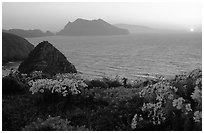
[27,33,202,79]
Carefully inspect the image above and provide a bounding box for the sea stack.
[18,41,77,75]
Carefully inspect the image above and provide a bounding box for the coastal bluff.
[2,32,34,65]
[18,41,77,76]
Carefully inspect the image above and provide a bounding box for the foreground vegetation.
[2,69,202,131]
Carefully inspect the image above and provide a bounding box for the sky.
[2,2,202,32]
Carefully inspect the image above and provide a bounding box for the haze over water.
[3,2,201,32]
[27,33,202,79]
[3,2,202,79]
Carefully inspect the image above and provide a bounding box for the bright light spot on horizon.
[190,28,195,32]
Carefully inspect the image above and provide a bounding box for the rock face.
[2,32,34,65]
[18,41,77,75]
[57,18,129,36]
[3,29,54,38]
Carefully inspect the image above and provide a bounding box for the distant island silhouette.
[57,18,129,36]
[114,24,157,34]
[114,24,187,34]
[3,29,54,38]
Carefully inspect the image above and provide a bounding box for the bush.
[86,79,109,89]
[2,94,36,130]
[2,69,202,131]
[131,69,202,131]
[171,68,202,100]
[88,87,141,105]
[22,116,89,131]
[89,95,144,130]
[102,77,123,88]
[2,76,29,95]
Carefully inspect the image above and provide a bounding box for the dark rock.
[2,32,34,65]
[18,41,77,75]
[57,18,129,36]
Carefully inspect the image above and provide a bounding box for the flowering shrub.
[28,77,87,96]
[141,102,166,125]
[132,69,202,130]
[131,114,143,129]
[172,68,201,99]
[172,98,193,115]
[172,97,185,110]
[30,71,43,79]
[139,81,177,103]
[193,111,202,123]
[191,77,202,125]
[191,79,202,104]
[2,68,202,131]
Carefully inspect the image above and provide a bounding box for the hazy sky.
[2,2,202,32]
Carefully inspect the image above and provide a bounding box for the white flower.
[193,111,202,123]
[131,114,138,129]
[185,104,192,112]
[172,97,185,110]
[28,73,87,96]
[191,86,202,103]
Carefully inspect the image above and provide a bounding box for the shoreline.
[0,61,166,79]
[2,61,200,82]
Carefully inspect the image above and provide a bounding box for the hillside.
[57,18,129,36]
[2,32,34,65]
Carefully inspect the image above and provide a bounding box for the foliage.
[22,116,89,131]
[2,69,202,131]
[2,94,36,130]
[171,68,202,100]
[2,75,29,95]
[86,87,142,105]
[28,75,87,95]
[89,95,144,130]
[85,79,109,89]
[102,75,124,87]
[131,68,202,131]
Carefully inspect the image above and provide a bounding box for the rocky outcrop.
[57,18,129,36]
[2,32,34,65]
[3,29,54,38]
[18,41,77,75]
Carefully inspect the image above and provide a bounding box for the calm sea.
[27,33,202,79]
